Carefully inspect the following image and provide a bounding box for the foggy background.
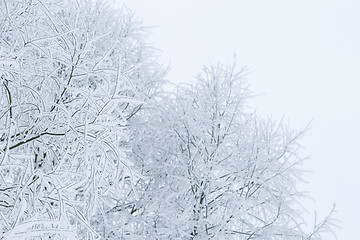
[120,1,360,238]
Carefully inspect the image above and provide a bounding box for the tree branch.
[6,131,66,151]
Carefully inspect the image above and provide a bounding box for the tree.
[0,0,163,239]
[128,62,336,239]
[0,0,336,239]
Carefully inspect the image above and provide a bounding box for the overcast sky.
[120,1,360,238]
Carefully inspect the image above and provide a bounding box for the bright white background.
[120,1,360,239]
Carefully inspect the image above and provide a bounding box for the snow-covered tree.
[0,0,335,239]
[129,62,336,239]
[0,0,163,239]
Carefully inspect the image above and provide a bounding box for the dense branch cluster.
[0,0,162,238]
[0,0,335,239]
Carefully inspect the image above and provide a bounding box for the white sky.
[120,1,360,238]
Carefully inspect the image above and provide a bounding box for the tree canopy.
[0,0,335,239]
